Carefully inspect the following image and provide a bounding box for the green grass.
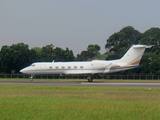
[0,85,160,120]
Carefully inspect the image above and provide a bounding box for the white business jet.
[20,45,152,82]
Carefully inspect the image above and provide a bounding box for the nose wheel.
[30,77,33,82]
[30,75,34,82]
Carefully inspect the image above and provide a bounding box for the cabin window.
[55,66,59,69]
[68,66,71,69]
[49,66,52,69]
[80,66,84,69]
[74,66,77,69]
[62,66,65,69]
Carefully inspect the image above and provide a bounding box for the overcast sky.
[0,0,160,55]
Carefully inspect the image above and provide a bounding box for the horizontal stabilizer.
[133,45,153,49]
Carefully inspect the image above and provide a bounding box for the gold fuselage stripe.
[121,59,141,68]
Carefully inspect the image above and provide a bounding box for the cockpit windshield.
[30,64,35,67]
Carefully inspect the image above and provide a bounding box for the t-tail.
[104,45,152,73]
[119,45,152,68]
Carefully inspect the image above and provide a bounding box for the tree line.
[0,43,101,73]
[0,26,160,74]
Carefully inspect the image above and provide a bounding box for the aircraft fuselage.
[20,60,138,75]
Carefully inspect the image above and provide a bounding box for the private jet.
[20,45,152,82]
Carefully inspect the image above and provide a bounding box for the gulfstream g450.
[20,45,152,82]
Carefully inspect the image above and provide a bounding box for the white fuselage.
[20,60,138,75]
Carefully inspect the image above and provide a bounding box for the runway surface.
[0,80,160,88]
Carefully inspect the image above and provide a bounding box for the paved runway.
[0,80,160,88]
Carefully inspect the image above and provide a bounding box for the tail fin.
[120,45,152,65]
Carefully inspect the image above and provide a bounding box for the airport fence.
[0,74,160,80]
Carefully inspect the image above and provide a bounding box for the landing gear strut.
[87,74,93,82]
[30,75,34,82]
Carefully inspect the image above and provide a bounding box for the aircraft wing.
[104,63,120,73]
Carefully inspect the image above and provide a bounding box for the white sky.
[0,0,160,55]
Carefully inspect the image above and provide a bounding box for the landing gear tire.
[88,78,92,82]
[87,74,93,82]
[30,76,33,82]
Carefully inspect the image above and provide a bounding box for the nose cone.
[20,68,28,73]
[20,69,24,73]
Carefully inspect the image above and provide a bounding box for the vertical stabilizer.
[120,45,152,65]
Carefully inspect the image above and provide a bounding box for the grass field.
[0,85,160,120]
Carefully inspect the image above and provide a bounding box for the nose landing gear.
[30,75,34,82]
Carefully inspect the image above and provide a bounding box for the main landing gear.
[87,74,93,82]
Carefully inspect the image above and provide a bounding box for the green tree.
[77,51,92,61]
[140,27,160,54]
[53,47,75,61]
[39,44,55,62]
[0,43,34,73]
[63,48,75,61]
[95,54,107,60]
[105,26,142,60]
[147,53,160,74]
[31,47,43,62]
[42,44,54,53]
[77,44,101,61]
[87,44,101,57]
[0,45,10,73]
[31,47,42,55]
